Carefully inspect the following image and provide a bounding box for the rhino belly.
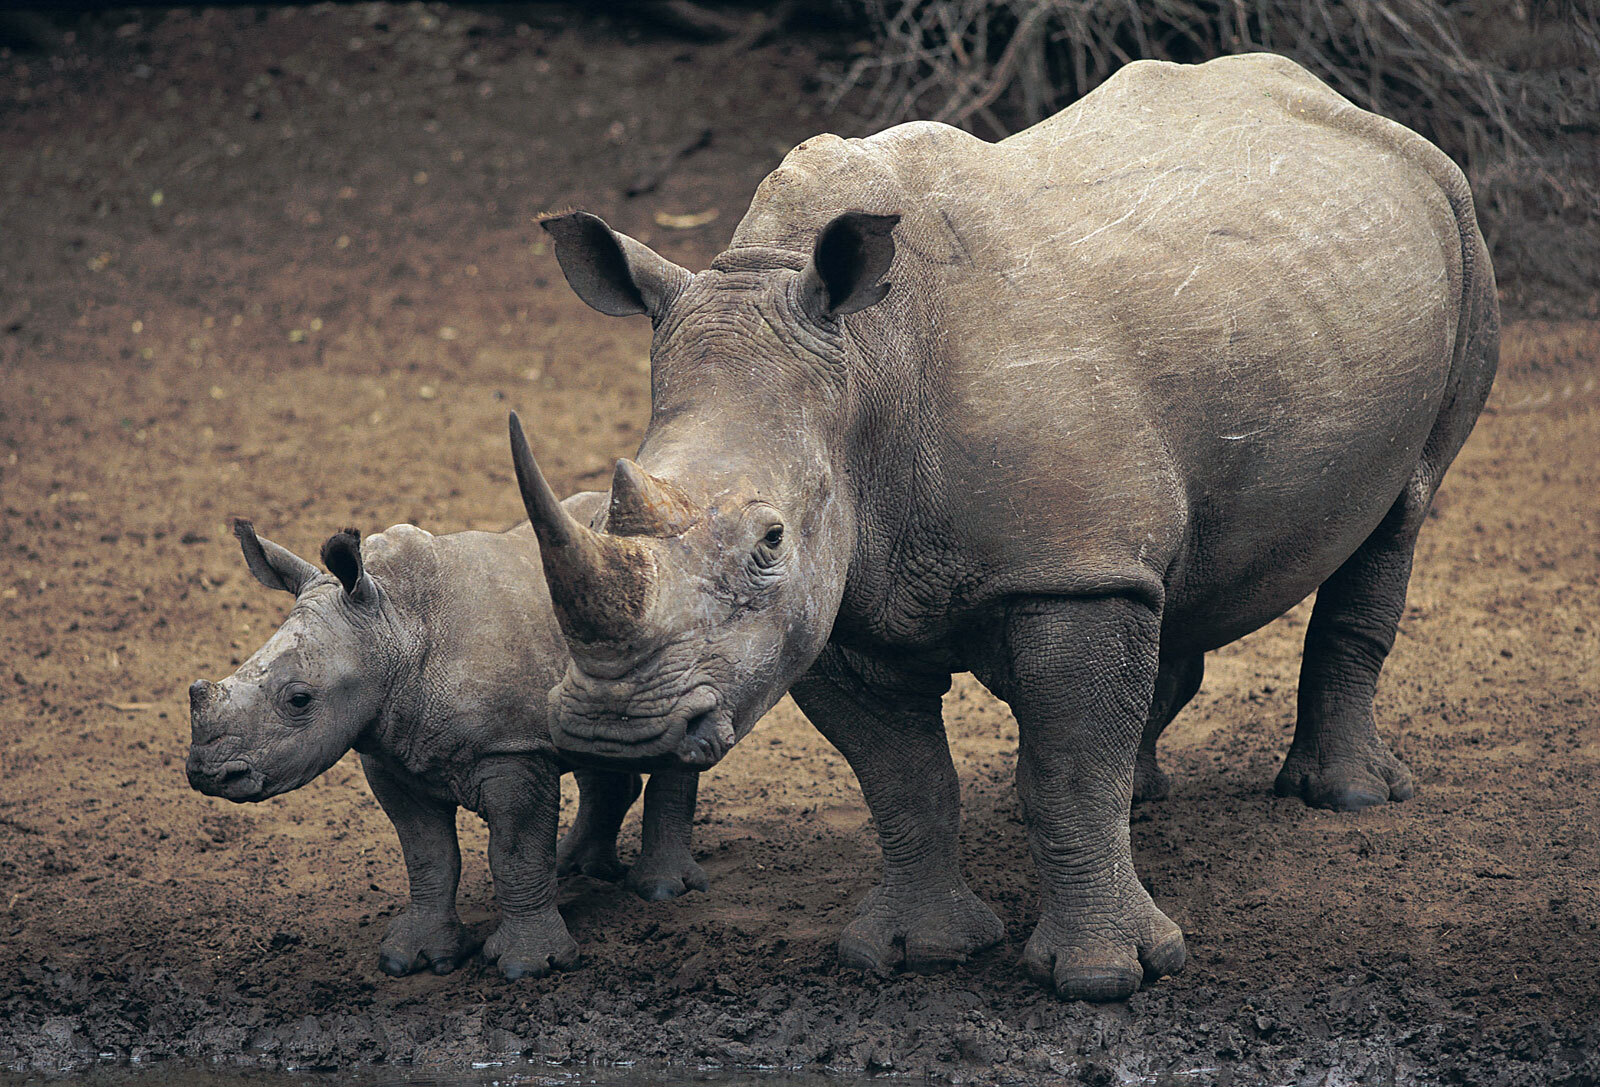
[1156,393,1438,653]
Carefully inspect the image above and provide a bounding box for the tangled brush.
[827,0,1599,303]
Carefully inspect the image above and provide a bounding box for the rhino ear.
[233,518,318,595]
[320,527,374,604]
[801,211,900,321]
[540,211,691,319]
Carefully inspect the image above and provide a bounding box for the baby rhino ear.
[234,518,317,595]
[321,527,375,604]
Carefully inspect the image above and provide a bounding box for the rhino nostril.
[683,708,714,739]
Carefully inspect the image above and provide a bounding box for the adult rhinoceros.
[510,52,1499,1001]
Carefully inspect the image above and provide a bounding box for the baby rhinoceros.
[185,501,707,979]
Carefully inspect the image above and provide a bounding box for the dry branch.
[825,0,1600,296]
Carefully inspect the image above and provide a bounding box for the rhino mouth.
[674,706,735,768]
[550,685,730,770]
[186,754,268,802]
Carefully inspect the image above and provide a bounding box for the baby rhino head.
[187,519,403,803]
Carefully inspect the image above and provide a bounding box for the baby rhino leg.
[361,754,476,976]
[558,769,641,882]
[477,756,579,979]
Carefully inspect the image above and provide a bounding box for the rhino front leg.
[558,769,642,882]
[791,644,1004,975]
[626,770,708,901]
[981,595,1185,1002]
[360,754,477,976]
[477,756,580,979]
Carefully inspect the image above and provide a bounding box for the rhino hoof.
[484,921,580,980]
[559,852,627,883]
[1024,898,1186,1002]
[377,912,474,978]
[625,857,709,902]
[1274,745,1415,811]
[496,949,577,980]
[498,958,546,981]
[378,949,462,977]
[1047,964,1142,1003]
[837,882,1005,976]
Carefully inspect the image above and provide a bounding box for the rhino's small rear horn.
[607,459,699,537]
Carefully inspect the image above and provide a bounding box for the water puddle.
[0,1062,1268,1087]
[0,1064,891,1087]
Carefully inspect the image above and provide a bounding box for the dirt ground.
[2,5,1598,1084]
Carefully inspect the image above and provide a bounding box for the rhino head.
[187,520,401,801]
[512,208,899,770]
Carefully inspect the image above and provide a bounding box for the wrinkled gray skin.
[514,55,1500,1001]
[186,500,707,980]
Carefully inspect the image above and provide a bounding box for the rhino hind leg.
[1278,261,1498,813]
[1276,490,1427,811]
[559,769,643,882]
[791,644,1005,977]
[625,769,708,902]
[1133,653,1205,803]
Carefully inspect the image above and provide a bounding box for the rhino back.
[363,523,568,764]
[738,54,1483,648]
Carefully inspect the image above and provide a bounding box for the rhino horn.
[607,458,699,537]
[509,412,656,644]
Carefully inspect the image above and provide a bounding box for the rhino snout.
[185,750,266,801]
[186,679,267,799]
[550,683,724,768]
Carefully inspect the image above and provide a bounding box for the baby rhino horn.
[607,459,699,537]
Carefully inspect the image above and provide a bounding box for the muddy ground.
[2,5,1598,1084]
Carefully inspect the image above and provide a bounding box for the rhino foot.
[377,910,477,977]
[1274,739,1415,811]
[1023,891,1185,1003]
[1132,753,1170,803]
[556,834,628,883]
[836,881,1005,976]
[483,916,580,980]
[624,852,709,902]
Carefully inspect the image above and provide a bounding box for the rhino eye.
[280,683,317,717]
[762,525,784,548]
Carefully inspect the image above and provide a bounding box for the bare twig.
[821,0,1598,291]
